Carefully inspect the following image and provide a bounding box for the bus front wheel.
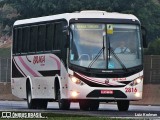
[89,101,99,111]
[117,100,129,111]
[79,100,90,110]
[57,89,70,110]
[79,100,99,111]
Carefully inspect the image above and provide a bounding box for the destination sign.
[75,24,102,30]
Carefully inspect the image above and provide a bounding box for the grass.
[46,117,124,120]
[42,113,127,120]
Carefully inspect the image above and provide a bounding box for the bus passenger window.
[37,25,46,52]
[45,24,54,51]
[13,29,18,54]
[17,28,22,53]
[54,23,62,50]
[30,26,38,52]
[22,27,30,53]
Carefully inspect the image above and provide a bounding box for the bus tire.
[26,85,36,109]
[27,89,48,109]
[36,100,48,109]
[41,100,48,109]
[79,100,90,111]
[117,100,129,111]
[89,101,99,111]
[57,89,70,110]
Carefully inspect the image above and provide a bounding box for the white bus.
[11,11,147,111]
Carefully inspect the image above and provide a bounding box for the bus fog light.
[71,91,79,97]
[135,92,141,98]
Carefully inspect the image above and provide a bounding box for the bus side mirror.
[141,26,148,48]
[63,26,70,48]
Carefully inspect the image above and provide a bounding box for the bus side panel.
[11,57,27,99]
[11,53,61,99]
[11,77,56,99]
[31,77,55,99]
[11,78,27,99]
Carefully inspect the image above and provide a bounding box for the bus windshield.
[69,23,142,70]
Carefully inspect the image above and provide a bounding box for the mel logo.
[33,55,45,64]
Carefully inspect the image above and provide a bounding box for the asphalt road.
[0,101,160,119]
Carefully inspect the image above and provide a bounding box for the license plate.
[101,90,113,94]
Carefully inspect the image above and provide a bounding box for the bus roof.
[14,10,139,26]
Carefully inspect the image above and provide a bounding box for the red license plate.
[101,90,113,94]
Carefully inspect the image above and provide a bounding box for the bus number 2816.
[125,88,137,93]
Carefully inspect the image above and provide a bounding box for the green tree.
[145,38,160,55]
[0,3,19,35]
[1,0,160,43]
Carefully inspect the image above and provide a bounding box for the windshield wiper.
[88,36,105,68]
[108,38,127,72]
[110,48,127,71]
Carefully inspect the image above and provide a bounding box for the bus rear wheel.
[26,87,36,109]
[37,100,48,109]
[117,100,129,111]
[27,85,48,109]
[57,89,70,110]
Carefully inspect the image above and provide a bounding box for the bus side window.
[45,23,54,51]
[30,26,38,53]
[22,27,30,53]
[37,25,46,52]
[17,28,22,54]
[13,28,18,54]
[54,23,62,50]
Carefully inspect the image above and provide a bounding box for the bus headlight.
[69,75,84,85]
[130,76,143,86]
